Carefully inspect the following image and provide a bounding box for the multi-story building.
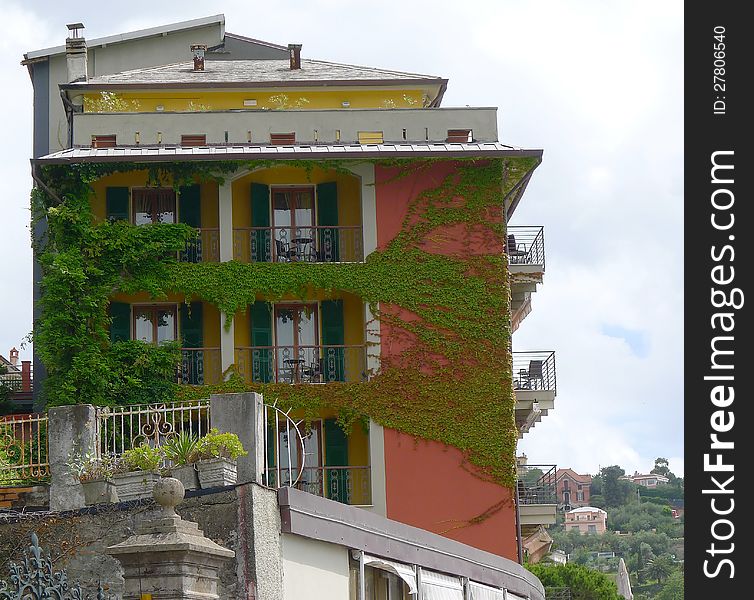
[621,471,670,488]
[555,467,592,510]
[563,506,608,535]
[22,14,555,570]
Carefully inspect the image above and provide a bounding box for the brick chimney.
[191,44,207,71]
[65,22,88,83]
[9,347,18,367]
[288,44,302,70]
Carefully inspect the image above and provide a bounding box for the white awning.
[420,569,464,600]
[468,581,505,600]
[364,554,418,594]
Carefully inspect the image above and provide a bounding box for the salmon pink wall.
[383,428,518,559]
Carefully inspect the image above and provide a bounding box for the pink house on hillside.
[555,468,592,510]
[564,506,607,535]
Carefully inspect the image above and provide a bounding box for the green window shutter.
[106,187,129,222]
[320,300,345,382]
[324,418,349,503]
[180,302,203,348]
[251,183,271,262]
[178,184,202,227]
[109,302,131,342]
[316,182,339,261]
[250,301,273,383]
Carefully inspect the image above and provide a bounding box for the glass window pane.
[297,306,316,347]
[157,308,176,343]
[134,308,154,343]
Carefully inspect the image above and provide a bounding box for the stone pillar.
[108,478,234,600]
[48,404,98,511]
[210,392,265,485]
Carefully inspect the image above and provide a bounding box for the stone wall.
[0,483,280,600]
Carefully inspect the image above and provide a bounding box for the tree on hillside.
[600,465,634,508]
[643,554,675,583]
[655,570,684,600]
[527,562,622,600]
[650,457,670,477]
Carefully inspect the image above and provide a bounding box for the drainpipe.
[358,550,365,600]
[60,91,76,148]
[30,163,64,206]
[515,482,524,564]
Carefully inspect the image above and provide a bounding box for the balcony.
[179,228,220,263]
[513,351,556,436]
[517,464,557,531]
[233,225,363,263]
[265,466,371,506]
[177,348,222,385]
[72,106,499,148]
[507,226,545,332]
[235,344,368,384]
[0,360,33,409]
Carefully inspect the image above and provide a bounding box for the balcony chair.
[275,239,296,262]
[301,358,323,383]
[506,234,529,264]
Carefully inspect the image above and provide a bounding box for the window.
[358,131,384,144]
[132,188,176,225]
[133,304,177,344]
[588,525,597,534]
[181,134,207,146]
[272,187,316,262]
[577,491,584,501]
[275,304,318,383]
[91,134,117,148]
[270,132,296,145]
[446,129,473,143]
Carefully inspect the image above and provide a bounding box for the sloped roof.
[64,58,445,89]
[556,468,592,484]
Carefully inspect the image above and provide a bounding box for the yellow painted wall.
[89,171,218,227]
[231,166,361,229]
[83,88,430,113]
[203,303,221,348]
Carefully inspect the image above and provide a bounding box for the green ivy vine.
[32,156,538,488]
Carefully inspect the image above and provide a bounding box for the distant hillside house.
[621,472,670,488]
[555,468,591,510]
[564,506,607,535]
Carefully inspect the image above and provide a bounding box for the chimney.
[288,44,302,70]
[191,44,207,71]
[65,22,88,83]
[9,347,19,367]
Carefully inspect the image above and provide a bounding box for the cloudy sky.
[0,1,683,477]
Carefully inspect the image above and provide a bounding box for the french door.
[133,304,177,344]
[272,187,316,261]
[274,304,318,383]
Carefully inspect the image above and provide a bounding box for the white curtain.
[468,581,505,600]
[420,570,464,600]
[363,554,418,594]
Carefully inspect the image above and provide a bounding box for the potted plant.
[162,431,200,490]
[67,451,119,505]
[194,428,247,489]
[111,443,163,501]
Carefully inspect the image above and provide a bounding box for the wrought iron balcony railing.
[512,351,556,393]
[235,345,367,384]
[233,225,364,263]
[264,466,372,506]
[517,464,557,505]
[506,226,545,269]
[177,348,222,385]
[179,228,220,263]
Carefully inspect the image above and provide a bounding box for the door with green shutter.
[316,182,339,262]
[324,418,349,503]
[251,183,271,262]
[109,302,131,342]
[179,185,202,262]
[106,187,129,222]
[180,302,204,384]
[250,301,273,382]
[320,300,345,382]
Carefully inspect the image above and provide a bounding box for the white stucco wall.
[282,534,351,600]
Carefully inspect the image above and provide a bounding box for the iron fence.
[178,348,222,385]
[0,413,49,484]
[517,464,557,505]
[506,226,545,268]
[179,228,220,263]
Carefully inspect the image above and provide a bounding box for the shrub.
[67,450,120,482]
[195,429,247,461]
[162,431,200,466]
[121,443,163,472]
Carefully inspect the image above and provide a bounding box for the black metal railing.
[235,345,367,384]
[517,464,557,504]
[177,348,222,385]
[233,225,364,263]
[179,228,220,263]
[505,226,545,269]
[265,465,372,505]
[512,351,556,393]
